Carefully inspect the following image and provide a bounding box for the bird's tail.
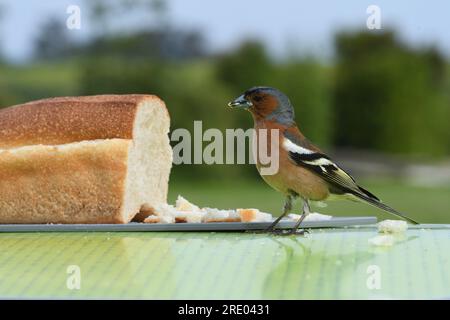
[352,189,419,225]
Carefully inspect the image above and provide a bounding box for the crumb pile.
[143,196,273,224]
[142,196,335,224]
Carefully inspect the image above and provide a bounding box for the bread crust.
[132,205,156,222]
[0,94,166,149]
[0,139,130,224]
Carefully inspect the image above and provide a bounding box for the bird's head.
[228,87,295,125]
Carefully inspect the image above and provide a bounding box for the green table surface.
[0,226,449,299]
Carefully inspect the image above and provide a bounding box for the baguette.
[0,94,172,224]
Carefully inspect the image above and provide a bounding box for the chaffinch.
[228,86,419,234]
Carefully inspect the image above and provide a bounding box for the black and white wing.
[283,137,419,224]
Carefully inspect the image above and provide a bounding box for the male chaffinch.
[228,86,419,235]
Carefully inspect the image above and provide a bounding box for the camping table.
[0,221,448,299]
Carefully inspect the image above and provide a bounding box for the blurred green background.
[0,1,449,223]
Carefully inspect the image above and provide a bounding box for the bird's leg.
[264,194,293,233]
[287,198,311,235]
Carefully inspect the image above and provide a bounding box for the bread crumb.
[288,212,332,222]
[143,216,160,223]
[203,208,240,222]
[133,204,156,222]
[152,203,177,223]
[174,216,187,223]
[238,208,258,222]
[237,208,272,222]
[378,220,408,234]
[228,210,241,221]
[185,211,204,223]
[176,195,200,212]
[142,196,275,224]
[368,234,395,246]
[157,215,175,224]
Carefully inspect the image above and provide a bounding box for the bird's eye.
[253,95,263,102]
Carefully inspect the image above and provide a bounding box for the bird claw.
[268,229,288,235]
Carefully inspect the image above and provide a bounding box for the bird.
[228,86,419,235]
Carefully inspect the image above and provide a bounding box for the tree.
[333,30,450,156]
[83,29,205,61]
[85,0,169,36]
[216,41,273,92]
[272,58,332,147]
[33,17,75,61]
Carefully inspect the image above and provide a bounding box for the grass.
[168,177,450,224]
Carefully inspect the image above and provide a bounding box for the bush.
[333,30,450,157]
[272,59,332,147]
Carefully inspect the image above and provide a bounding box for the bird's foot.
[268,228,289,235]
[251,223,280,234]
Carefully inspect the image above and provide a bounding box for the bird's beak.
[228,94,253,109]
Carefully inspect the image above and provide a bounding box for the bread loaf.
[0,94,172,224]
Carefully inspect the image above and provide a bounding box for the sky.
[1,0,449,63]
